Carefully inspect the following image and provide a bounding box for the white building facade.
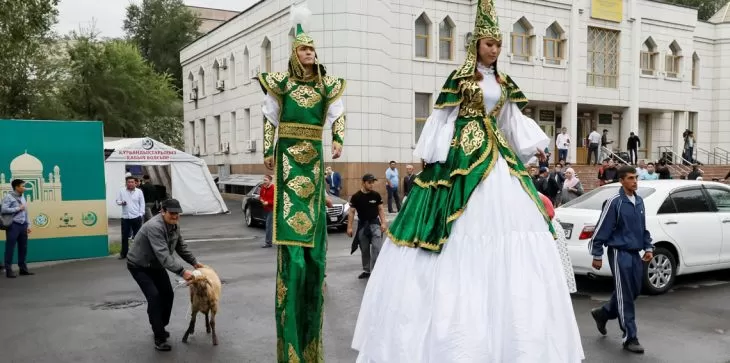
[181,0,730,192]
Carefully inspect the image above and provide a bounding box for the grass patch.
[108,241,121,256]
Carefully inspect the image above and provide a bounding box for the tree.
[62,32,180,138]
[123,0,202,94]
[0,0,61,118]
[665,0,726,21]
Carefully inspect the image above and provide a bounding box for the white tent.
[104,137,229,218]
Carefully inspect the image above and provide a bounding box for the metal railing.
[602,146,630,165]
[715,147,730,165]
[657,146,693,177]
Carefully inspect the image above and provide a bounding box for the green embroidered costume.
[257,5,346,363]
[385,0,555,253]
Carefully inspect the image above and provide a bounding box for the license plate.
[329,216,337,222]
[560,222,573,239]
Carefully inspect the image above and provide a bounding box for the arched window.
[511,17,533,62]
[640,37,658,76]
[692,52,700,87]
[188,72,195,97]
[666,41,682,78]
[544,22,566,65]
[229,54,236,87]
[213,59,220,81]
[439,17,455,61]
[198,66,206,96]
[262,37,272,73]
[415,13,431,58]
[288,27,295,49]
[243,47,250,83]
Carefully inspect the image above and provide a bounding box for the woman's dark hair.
[473,38,503,84]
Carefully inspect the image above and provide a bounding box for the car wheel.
[643,247,676,295]
[244,206,254,227]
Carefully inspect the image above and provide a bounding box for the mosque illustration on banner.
[0,151,62,202]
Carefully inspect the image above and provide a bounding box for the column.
[621,0,641,154]
[566,2,580,164]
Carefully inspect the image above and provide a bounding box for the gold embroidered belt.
[279,122,323,141]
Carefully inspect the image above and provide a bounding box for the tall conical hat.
[453,0,502,79]
[289,3,317,80]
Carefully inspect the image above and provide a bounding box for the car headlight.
[342,203,350,216]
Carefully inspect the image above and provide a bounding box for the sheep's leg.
[210,310,218,346]
[182,308,198,343]
[204,311,211,334]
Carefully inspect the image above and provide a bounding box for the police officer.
[589,165,653,354]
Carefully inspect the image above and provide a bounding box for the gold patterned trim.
[459,120,486,155]
[264,120,276,154]
[287,211,313,235]
[414,178,452,188]
[287,176,315,199]
[282,155,293,180]
[303,337,323,363]
[276,275,287,306]
[441,86,460,94]
[434,99,462,109]
[258,73,284,105]
[287,141,319,164]
[313,161,321,184]
[283,192,293,218]
[387,229,448,250]
[332,114,345,140]
[326,78,347,107]
[288,343,301,363]
[290,85,322,108]
[279,122,323,141]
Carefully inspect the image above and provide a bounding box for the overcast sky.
[55,0,257,38]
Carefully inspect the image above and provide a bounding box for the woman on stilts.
[351,0,584,361]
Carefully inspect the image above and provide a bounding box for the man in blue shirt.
[384,161,401,213]
[638,162,659,181]
[1,179,33,278]
[589,165,653,354]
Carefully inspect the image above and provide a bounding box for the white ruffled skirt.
[351,155,585,362]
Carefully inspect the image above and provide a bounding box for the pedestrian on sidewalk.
[347,173,387,279]
[126,199,203,351]
[385,161,401,213]
[260,175,275,248]
[115,176,146,259]
[589,165,653,354]
[2,179,33,278]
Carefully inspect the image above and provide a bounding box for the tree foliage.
[123,0,202,94]
[0,0,61,118]
[664,0,726,21]
[61,32,181,139]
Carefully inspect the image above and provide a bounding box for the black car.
[242,182,349,231]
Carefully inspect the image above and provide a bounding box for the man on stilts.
[257,3,347,362]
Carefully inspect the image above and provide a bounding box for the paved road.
[2,200,730,362]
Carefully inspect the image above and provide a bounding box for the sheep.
[182,265,222,346]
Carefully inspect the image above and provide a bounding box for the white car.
[556,179,730,295]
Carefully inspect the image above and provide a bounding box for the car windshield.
[561,186,656,210]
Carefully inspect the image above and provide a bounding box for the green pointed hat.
[292,23,315,50]
[454,0,502,79]
[288,3,318,80]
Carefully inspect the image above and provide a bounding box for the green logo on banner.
[82,212,98,227]
[34,213,50,228]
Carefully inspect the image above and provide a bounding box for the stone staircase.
[570,164,730,192]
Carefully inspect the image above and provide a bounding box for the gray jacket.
[126,214,197,276]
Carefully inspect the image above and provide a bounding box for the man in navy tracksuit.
[589,165,653,354]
